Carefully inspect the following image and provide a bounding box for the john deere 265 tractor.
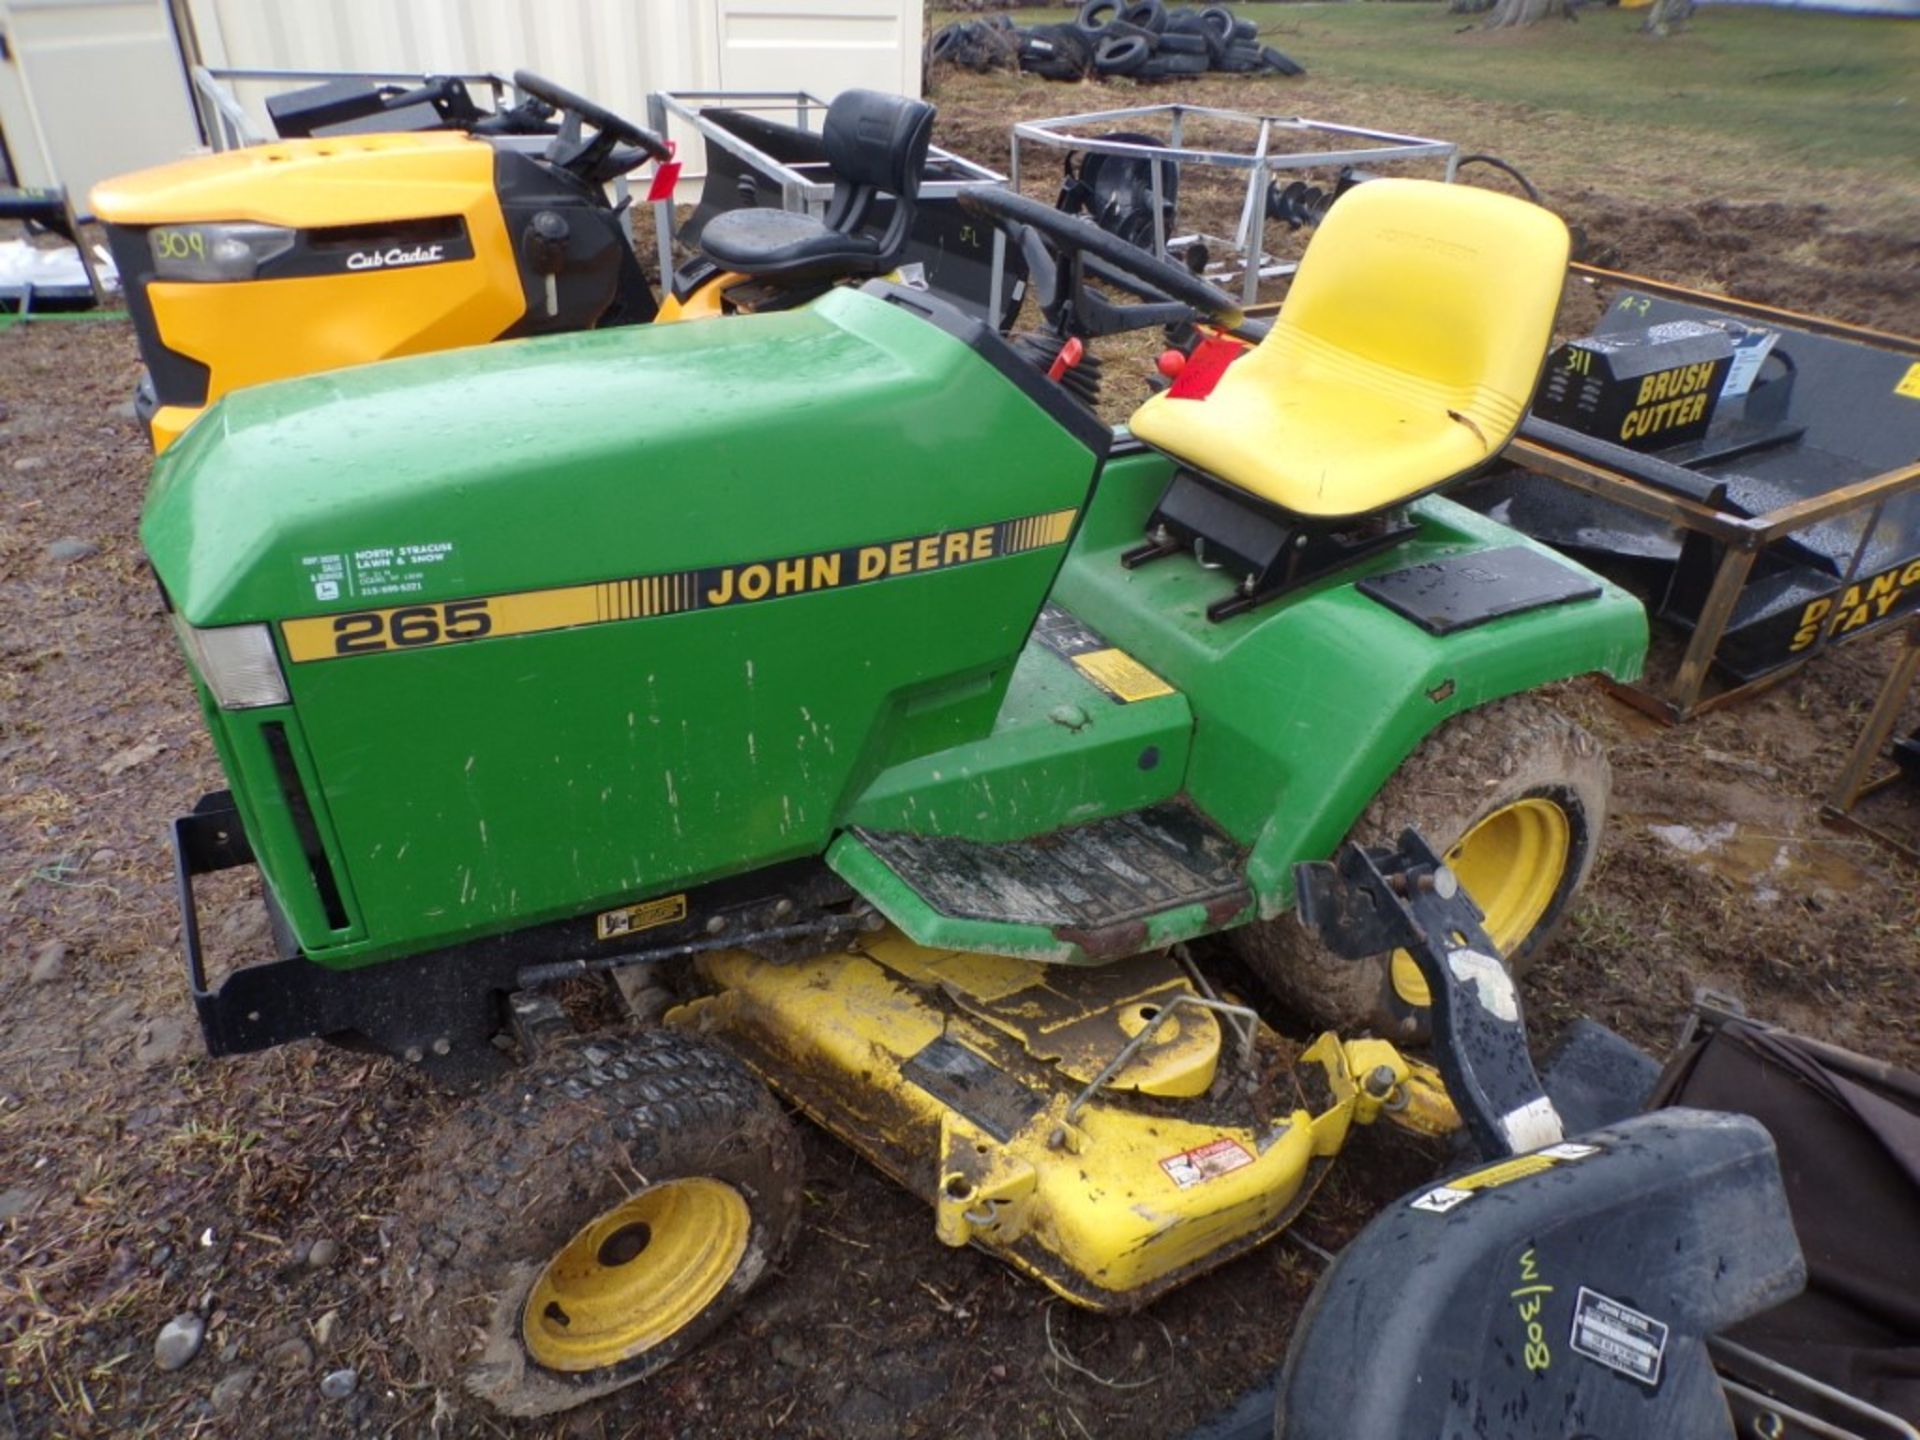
[149,173,1646,1415]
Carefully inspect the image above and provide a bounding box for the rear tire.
[392,1029,803,1417]
[1232,695,1610,1038]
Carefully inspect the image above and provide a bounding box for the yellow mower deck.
[672,931,1451,1309]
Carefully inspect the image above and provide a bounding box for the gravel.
[209,1367,258,1413]
[45,536,98,562]
[319,1367,358,1401]
[153,1313,206,1373]
[28,940,66,985]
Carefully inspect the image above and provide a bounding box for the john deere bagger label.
[1569,1287,1669,1387]
[280,509,1077,662]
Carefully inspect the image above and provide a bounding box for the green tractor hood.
[145,287,1103,962]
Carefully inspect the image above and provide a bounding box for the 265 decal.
[325,600,494,656]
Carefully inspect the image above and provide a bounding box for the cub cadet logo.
[1789,558,1920,652]
[1616,362,1718,443]
[346,243,447,272]
[279,509,1077,662]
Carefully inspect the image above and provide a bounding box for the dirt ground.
[3,61,1918,1440]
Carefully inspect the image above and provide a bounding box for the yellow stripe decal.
[281,507,1078,662]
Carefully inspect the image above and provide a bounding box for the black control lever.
[1294,830,1564,1160]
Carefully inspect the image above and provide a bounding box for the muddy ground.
[3,58,1918,1440]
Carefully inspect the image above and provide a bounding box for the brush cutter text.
[1616,362,1719,443]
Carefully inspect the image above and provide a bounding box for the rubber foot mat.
[854,803,1248,955]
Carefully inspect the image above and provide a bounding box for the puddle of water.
[1648,821,1737,856]
[1643,816,1875,900]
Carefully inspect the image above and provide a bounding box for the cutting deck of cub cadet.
[147,173,1648,1416]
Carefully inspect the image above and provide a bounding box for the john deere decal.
[280,509,1077,662]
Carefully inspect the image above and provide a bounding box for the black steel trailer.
[1464,264,1920,723]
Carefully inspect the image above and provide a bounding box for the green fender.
[1052,445,1648,919]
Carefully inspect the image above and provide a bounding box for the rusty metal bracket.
[1821,616,1920,863]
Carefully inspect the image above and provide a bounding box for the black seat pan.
[699,206,883,281]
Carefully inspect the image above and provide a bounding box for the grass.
[1011,3,1920,175]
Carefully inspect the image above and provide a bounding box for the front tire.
[1234,695,1610,1037]
[392,1028,802,1417]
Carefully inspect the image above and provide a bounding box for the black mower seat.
[699,205,881,275]
[698,88,934,283]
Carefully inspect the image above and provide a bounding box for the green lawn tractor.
[149,175,1647,1416]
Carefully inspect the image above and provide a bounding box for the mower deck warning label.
[1569,1286,1668,1387]
[1160,1137,1254,1189]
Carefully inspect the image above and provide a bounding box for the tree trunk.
[1483,0,1573,28]
[1641,0,1695,36]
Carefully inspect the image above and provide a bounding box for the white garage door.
[713,0,919,98]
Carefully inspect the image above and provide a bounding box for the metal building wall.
[182,0,922,141]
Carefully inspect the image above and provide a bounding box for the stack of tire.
[928,2,1305,83]
[926,14,1027,73]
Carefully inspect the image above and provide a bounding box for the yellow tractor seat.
[1129,178,1570,523]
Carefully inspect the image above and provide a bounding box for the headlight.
[148,223,295,282]
[171,619,289,709]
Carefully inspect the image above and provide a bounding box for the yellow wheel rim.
[1390,797,1571,1007]
[521,1178,749,1373]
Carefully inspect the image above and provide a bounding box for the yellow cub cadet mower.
[92,76,939,453]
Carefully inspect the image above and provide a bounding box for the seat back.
[820,88,935,263]
[1277,177,1568,410]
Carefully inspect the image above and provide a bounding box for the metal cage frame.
[1009,103,1458,304]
